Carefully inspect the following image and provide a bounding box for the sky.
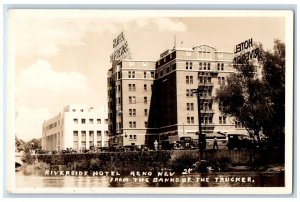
[8,10,287,141]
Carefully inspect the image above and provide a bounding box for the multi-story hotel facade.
[107,60,157,146]
[42,105,109,151]
[107,44,248,147]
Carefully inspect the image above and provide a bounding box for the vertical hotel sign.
[110,32,132,64]
[233,38,259,64]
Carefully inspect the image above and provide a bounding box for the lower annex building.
[107,44,248,147]
[42,105,109,151]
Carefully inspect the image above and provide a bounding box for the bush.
[169,152,199,173]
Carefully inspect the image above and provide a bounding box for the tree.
[215,40,285,148]
[260,40,285,148]
[15,137,25,152]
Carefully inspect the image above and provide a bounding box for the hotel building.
[42,105,109,151]
[107,45,247,147]
[107,60,157,146]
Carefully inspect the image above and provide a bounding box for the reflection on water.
[15,171,284,188]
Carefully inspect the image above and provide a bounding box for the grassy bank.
[30,149,284,174]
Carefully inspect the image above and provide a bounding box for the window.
[191,117,194,124]
[81,119,85,124]
[81,131,86,141]
[73,141,78,149]
[128,84,136,91]
[97,131,101,136]
[203,63,206,70]
[186,89,193,97]
[118,97,121,105]
[129,96,136,104]
[151,72,154,79]
[80,109,84,112]
[217,63,220,70]
[235,121,244,128]
[73,131,78,136]
[97,141,101,147]
[97,119,101,124]
[186,103,194,111]
[144,97,147,104]
[144,84,147,91]
[186,76,193,84]
[221,63,224,70]
[129,109,136,117]
[104,119,108,124]
[186,62,189,69]
[219,116,226,124]
[145,122,148,128]
[218,77,225,85]
[129,134,137,140]
[190,62,192,69]
[144,71,147,78]
[89,119,93,124]
[73,119,78,124]
[132,71,135,78]
[89,131,94,138]
[208,117,213,124]
[128,71,132,78]
[208,63,211,70]
[118,85,121,92]
[129,121,137,128]
[81,141,86,148]
[199,62,202,70]
[187,117,191,124]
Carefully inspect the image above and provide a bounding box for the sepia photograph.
[5,9,293,194]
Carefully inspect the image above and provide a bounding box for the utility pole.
[193,85,206,161]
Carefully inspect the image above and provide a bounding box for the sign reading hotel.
[110,32,131,63]
[233,38,259,64]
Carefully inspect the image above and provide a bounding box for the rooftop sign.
[233,38,259,64]
[110,32,132,63]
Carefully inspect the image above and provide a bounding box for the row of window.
[117,71,155,79]
[73,140,102,148]
[71,109,86,112]
[129,135,137,140]
[128,96,148,104]
[115,117,230,128]
[129,109,148,117]
[187,102,215,111]
[127,84,152,92]
[73,118,108,124]
[185,62,226,71]
[129,121,148,128]
[73,130,108,136]
[186,116,227,124]
[218,77,226,85]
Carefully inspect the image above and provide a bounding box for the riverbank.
[20,149,284,175]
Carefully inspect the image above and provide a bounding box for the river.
[15,170,284,188]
